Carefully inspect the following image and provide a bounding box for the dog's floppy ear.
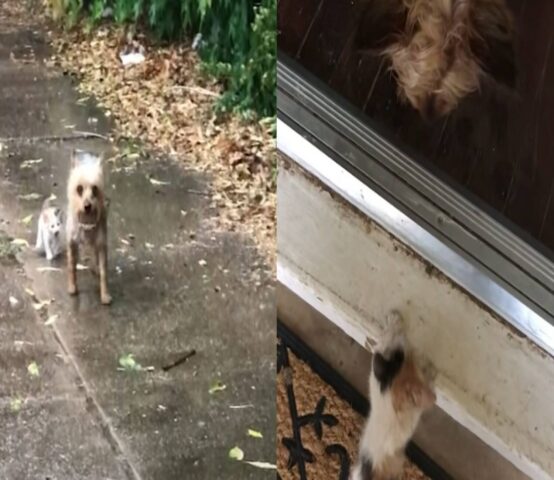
[355,0,407,54]
[471,2,517,89]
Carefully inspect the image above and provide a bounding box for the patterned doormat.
[276,321,452,480]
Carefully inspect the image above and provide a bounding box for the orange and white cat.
[351,311,436,480]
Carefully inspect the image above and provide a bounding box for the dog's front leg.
[67,240,79,295]
[90,248,99,276]
[97,244,112,305]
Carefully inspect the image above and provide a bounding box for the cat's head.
[44,207,63,238]
[373,350,436,413]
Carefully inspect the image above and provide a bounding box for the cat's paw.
[378,309,406,352]
[386,310,404,334]
[417,352,438,383]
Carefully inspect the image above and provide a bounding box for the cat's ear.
[54,208,64,222]
[410,382,436,410]
[355,0,407,54]
[470,3,517,89]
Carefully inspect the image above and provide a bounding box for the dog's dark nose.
[84,203,91,213]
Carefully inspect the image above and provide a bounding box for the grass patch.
[0,231,22,264]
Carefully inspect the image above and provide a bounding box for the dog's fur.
[350,312,436,480]
[66,150,111,305]
[356,0,516,118]
[35,196,64,261]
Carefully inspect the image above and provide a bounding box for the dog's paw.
[101,293,112,305]
[68,284,78,296]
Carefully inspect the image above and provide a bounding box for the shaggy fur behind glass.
[356,0,516,118]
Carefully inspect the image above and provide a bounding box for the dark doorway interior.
[278,0,554,256]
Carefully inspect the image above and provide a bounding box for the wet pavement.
[0,10,275,480]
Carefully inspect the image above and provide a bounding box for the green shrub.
[203,0,275,118]
[52,0,275,118]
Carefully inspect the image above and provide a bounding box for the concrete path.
[0,6,275,480]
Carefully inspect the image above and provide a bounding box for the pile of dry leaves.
[47,24,276,259]
[0,0,33,29]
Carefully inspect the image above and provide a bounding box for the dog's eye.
[91,185,98,197]
[76,185,83,196]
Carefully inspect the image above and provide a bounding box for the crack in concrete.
[48,319,144,480]
[0,394,88,407]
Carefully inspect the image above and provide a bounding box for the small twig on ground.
[72,130,110,140]
[170,85,219,97]
[186,189,211,197]
[161,349,197,371]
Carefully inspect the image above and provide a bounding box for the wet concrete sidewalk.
[0,9,275,480]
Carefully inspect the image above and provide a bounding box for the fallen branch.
[162,349,196,371]
[0,132,110,143]
[72,130,110,140]
[185,189,211,197]
[171,85,219,97]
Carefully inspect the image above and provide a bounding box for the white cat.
[351,311,436,480]
[35,197,64,261]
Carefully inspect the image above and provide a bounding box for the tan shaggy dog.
[356,0,516,118]
[66,150,111,305]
